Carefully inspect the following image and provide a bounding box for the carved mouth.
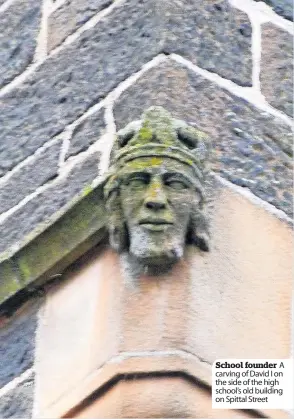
[139,220,173,231]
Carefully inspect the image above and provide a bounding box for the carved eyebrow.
[122,171,151,183]
[122,170,194,185]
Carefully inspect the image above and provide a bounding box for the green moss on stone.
[18,258,32,283]
[0,261,20,302]
[15,186,107,286]
[82,185,93,197]
[136,126,153,143]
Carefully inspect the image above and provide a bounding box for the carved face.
[119,157,200,266]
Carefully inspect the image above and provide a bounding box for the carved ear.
[187,203,210,252]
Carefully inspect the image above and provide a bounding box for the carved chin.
[131,248,182,266]
[129,237,184,266]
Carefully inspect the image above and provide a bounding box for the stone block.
[0,140,62,215]
[163,0,252,86]
[254,0,293,21]
[261,23,293,117]
[48,0,112,51]
[0,0,161,177]
[34,179,292,418]
[0,0,42,88]
[0,301,39,387]
[14,186,106,288]
[66,108,106,159]
[113,59,293,216]
[0,0,253,178]
[0,261,21,304]
[0,152,100,256]
[0,373,34,418]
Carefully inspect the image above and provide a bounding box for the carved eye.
[126,175,149,189]
[165,179,188,190]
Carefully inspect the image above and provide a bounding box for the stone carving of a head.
[104,106,210,268]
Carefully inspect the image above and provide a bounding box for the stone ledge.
[0,152,101,266]
[0,183,107,311]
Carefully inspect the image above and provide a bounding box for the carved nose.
[144,179,167,210]
[145,201,166,210]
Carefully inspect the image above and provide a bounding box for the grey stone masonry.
[163,0,252,86]
[0,140,62,215]
[0,0,42,88]
[254,0,293,21]
[48,0,113,51]
[113,60,293,217]
[0,373,34,418]
[0,299,40,388]
[0,0,292,312]
[261,23,293,118]
[0,0,161,178]
[0,152,100,255]
[66,108,106,159]
[47,0,253,85]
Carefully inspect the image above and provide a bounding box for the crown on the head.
[110,106,208,177]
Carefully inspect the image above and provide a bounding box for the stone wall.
[0,298,41,418]
[0,0,293,417]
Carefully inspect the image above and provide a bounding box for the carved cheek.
[168,193,193,220]
[121,190,145,219]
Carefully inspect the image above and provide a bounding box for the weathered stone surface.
[254,0,293,21]
[0,261,20,304]
[48,0,112,51]
[113,60,293,216]
[105,106,210,267]
[14,186,106,289]
[261,23,293,117]
[47,0,252,85]
[66,108,106,159]
[0,140,62,215]
[0,153,100,255]
[0,185,107,307]
[75,376,254,418]
[35,182,292,417]
[0,0,42,88]
[163,0,252,86]
[0,374,34,418]
[0,301,39,387]
[0,0,254,177]
[0,0,161,178]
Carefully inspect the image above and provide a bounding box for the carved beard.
[127,223,186,266]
